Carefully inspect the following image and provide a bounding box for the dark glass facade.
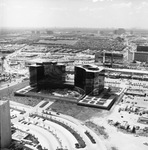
[29,62,66,88]
[74,65,105,95]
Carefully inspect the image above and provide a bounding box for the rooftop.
[78,64,104,72]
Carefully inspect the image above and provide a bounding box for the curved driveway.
[15,122,61,150]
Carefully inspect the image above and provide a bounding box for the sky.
[0,0,148,29]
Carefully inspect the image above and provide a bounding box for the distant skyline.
[1,0,148,29]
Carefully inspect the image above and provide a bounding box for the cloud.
[79,7,105,12]
[92,0,113,2]
[49,7,68,11]
[0,1,7,7]
[111,2,132,8]
[92,0,98,2]
[142,1,148,6]
[92,0,104,2]
[134,1,148,14]
[79,7,89,11]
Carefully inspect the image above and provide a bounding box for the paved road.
[36,101,107,150]
[15,123,56,150]
[11,100,107,150]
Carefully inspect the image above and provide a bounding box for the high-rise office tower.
[0,100,12,148]
[42,62,66,83]
[29,61,66,88]
[29,65,44,87]
[74,65,105,95]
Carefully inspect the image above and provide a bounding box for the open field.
[48,100,103,121]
